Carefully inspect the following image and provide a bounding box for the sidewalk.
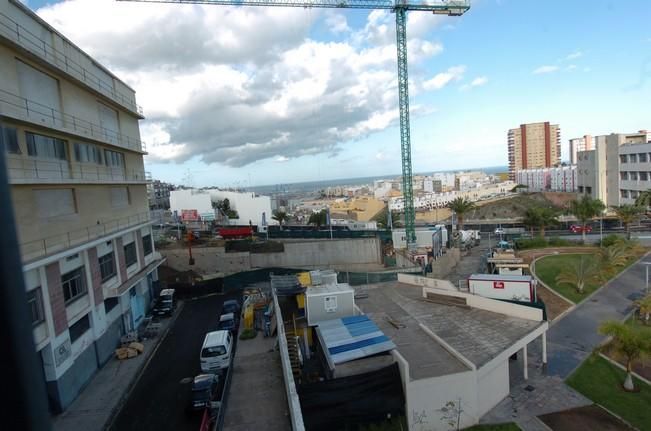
[52,306,181,431]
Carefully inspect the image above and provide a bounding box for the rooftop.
[357,281,543,374]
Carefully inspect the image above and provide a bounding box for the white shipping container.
[467,274,536,302]
[306,284,355,325]
[392,228,447,249]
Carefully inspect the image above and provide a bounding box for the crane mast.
[119,0,470,249]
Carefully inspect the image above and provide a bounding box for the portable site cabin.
[306,284,356,326]
[467,274,537,303]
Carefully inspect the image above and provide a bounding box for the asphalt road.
[545,253,651,378]
[110,293,238,431]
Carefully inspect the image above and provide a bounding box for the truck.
[467,274,537,303]
[494,227,525,235]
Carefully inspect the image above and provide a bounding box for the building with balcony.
[508,122,561,181]
[576,131,650,206]
[569,135,593,165]
[515,166,576,192]
[147,178,173,210]
[0,0,163,413]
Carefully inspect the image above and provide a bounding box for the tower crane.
[120,0,470,249]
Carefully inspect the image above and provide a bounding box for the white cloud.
[565,51,583,60]
[375,151,386,161]
[274,155,289,163]
[566,64,577,71]
[460,76,488,91]
[533,65,559,75]
[37,0,446,167]
[325,12,350,34]
[423,65,466,90]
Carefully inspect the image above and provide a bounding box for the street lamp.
[642,262,651,295]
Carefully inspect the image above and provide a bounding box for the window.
[26,132,67,160]
[630,154,638,163]
[69,314,90,343]
[99,252,116,282]
[124,242,137,267]
[641,172,648,181]
[578,186,584,193]
[104,297,119,314]
[621,172,629,181]
[27,288,44,326]
[620,155,628,163]
[621,189,629,199]
[639,153,648,163]
[630,172,638,181]
[35,189,76,218]
[104,149,124,167]
[61,267,87,303]
[74,143,103,164]
[0,125,19,154]
[586,186,592,194]
[110,187,130,208]
[142,234,153,256]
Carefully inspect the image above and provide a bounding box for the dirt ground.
[535,284,571,321]
[538,405,633,431]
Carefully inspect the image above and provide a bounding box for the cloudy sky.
[25,0,651,187]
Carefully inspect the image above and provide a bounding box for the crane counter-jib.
[118,0,470,13]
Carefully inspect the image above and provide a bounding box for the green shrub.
[239,328,257,340]
[601,234,620,248]
[548,236,571,247]
[515,237,548,249]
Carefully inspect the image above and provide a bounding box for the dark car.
[217,313,236,333]
[189,374,220,411]
[222,299,240,317]
[152,289,175,316]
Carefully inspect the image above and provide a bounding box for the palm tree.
[522,208,541,237]
[635,294,651,325]
[271,210,288,230]
[612,205,643,240]
[446,197,476,231]
[555,256,601,294]
[635,189,651,211]
[537,207,559,238]
[598,320,651,391]
[568,195,606,242]
[308,210,327,228]
[600,242,633,269]
[372,207,402,229]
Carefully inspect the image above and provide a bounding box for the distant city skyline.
[30,0,651,186]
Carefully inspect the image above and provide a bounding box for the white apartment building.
[389,182,515,211]
[170,188,274,227]
[618,142,651,205]
[515,166,576,192]
[0,0,164,413]
[569,135,593,165]
[577,131,650,206]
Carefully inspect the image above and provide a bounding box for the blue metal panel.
[328,335,391,355]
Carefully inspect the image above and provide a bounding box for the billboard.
[181,209,199,221]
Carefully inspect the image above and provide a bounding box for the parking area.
[109,292,238,431]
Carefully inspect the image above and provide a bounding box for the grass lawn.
[463,424,520,431]
[534,252,643,303]
[566,355,651,431]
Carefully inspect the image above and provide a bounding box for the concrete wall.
[250,238,381,269]
[161,238,382,275]
[46,339,97,412]
[476,358,510,415]
[95,316,122,366]
[406,370,479,431]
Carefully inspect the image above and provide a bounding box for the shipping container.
[467,274,536,302]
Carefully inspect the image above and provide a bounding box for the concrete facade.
[1,0,163,413]
[569,135,593,165]
[508,122,561,181]
[577,131,651,206]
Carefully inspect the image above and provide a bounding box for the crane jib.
[117,0,470,13]
[118,0,470,250]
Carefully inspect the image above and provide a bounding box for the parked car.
[494,228,505,235]
[569,224,592,233]
[217,313,236,333]
[189,374,220,411]
[222,299,240,317]
[152,289,176,317]
[200,330,233,373]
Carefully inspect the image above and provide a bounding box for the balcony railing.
[6,156,149,183]
[19,211,151,264]
[0,89,146,152]
[0,11,143,117]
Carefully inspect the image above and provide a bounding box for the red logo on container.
[493,281,505,289]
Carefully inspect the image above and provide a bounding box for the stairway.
[285,330,302,382]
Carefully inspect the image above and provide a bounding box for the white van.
[200,330,233,373]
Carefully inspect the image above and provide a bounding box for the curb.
[103,301,185,431]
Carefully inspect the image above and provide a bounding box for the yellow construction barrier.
[297,272,311,287]
[243,303,254,330]
[296,293,305,309]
